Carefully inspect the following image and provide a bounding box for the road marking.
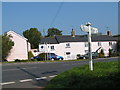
[36,77,47,80]
[49,75,57,78]
[0,81,15,85]
[19,79,33,82]
[1,75,57,85]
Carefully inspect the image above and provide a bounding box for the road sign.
[80,25,98,34]
[91,27,98,34]
[80,22,99,71]
[80,25,89,32]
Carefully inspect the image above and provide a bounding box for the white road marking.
[36,77,47,80]
[0,81,15,85]
[1,75,57,85]
[19,79,33,82]
[49,75,57,78]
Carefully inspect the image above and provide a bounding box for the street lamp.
[80,22,98,71]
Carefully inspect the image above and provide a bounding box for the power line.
[49,1,64,28]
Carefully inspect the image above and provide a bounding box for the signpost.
[80,22,98,71]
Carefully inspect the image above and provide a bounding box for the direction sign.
[91,27,98,34]
[80,25,98,34]
[80,24,89,32]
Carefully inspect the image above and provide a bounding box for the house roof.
[40,35,118,44]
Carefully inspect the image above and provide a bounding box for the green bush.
[15,59,21,62]
[37,53,47,61]
[15,59,28,62]
[99,49,105,58]
[28,51,34,60]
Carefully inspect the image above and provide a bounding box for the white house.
[39,30,117,60]
[6,31,31,61]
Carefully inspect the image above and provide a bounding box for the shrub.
[28,51,34,60]
[15,59,21,62]
[109,49,113,57]
[37,53,47,61]
[15,59,29,62]
[98,49,105,58]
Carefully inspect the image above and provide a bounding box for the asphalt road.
[1,57,119,89]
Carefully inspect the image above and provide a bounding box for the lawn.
[45,61,120,89]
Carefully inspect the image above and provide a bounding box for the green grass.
[45,61,120,89]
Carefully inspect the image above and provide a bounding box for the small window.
[41,46,44,49]
[66,43,70,48]
[109,42,112,46]
[98,42,101,46]
[51,46,54,50]
[85,42,88,47]
[66,52,71,55]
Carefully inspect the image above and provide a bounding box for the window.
[66,43,70,48]
[109,42,112,46]
[51,46,55,50]
[85,42,88,47]
[41,46,44,49]
[66,52,71,55]
[98,42,101,46]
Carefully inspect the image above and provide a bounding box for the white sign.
[91,27,98,34]
[80,24,98,34]
[80,24,89,32]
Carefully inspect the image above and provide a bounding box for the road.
[1,57,119,89]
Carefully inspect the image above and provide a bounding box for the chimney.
[107,31,111,36]
[71,28,75,37]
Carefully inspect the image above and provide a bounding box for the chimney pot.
[71,29,75,37]
[107,31,111,36]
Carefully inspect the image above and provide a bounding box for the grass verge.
[45,61,120,89]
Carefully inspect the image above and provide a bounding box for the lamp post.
[80,22,98,71]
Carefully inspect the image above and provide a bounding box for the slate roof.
[40,35,118,44]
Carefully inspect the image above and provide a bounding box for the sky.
[2,2,118,36]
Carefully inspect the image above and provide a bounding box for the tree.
[23,28,41,49]
[47,27,62,37]
[2,34,14,61]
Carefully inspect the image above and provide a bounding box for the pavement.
[1,57,119,89]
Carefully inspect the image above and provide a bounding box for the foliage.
[28,51,34,60]
[37,53,47,61]
[109,49,113,57]
[15,59,28,62]
[45,61,120,89]
[23,28,41,49]
[47,27,62,37]
[2,34,14,61]
[98,49,105,58]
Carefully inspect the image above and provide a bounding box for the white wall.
[39,41,117,60]
[6,31,29,61]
